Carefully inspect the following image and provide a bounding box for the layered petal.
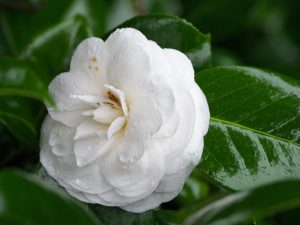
[48,71,104,127]
[40,27,210,213]
[70,37,108,77]
[100,141,165,202]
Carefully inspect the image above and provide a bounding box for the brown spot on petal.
[90,56,97,62]
[95,66,99,71]
[108,91,120,106]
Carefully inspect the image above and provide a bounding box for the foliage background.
[0,0,300,225]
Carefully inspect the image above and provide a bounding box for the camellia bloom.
[40,28,210,213]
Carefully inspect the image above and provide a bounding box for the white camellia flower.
[40,28,210,213]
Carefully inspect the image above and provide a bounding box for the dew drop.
[129,157,135,164]
[75,179,81,185]
[151,180,156,188]
[57,103,64,109]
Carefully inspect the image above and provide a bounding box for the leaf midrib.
[0,111,36,134]
[210,117,300,148]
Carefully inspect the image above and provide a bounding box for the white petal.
[40,28,211,212]
[153,111,179,138]
[107,116,126,139]
[66,189,95,203]
[119,105,162,164]
[74,135,117,167]
[146,76,178,138]
[105,84,128,116]
[48,71,103,127]
[40,117,111,195]
[163,90,196,158]
[40,116,61,177]
[121,189,181,213]
[40,116,73,159]
[82,109,94,116]
[147,40,172,80]
[61,164,112,195]
[83,192,126,206]
[97,190,140,206]
[101,142,165,201]
[71,94,115,108]
[191,85,210,136]
[74,119,107,140]
[156,163,194,193]
[70,37,107,77]
[183,85,210,164]
[105,28,148,56]
[107,42,150,102]
[164,48,195,88]
[93,105,122,124]
[62,161,112,195]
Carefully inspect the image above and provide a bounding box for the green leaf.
[0,58,51,103]
[90,204,178,225]
[176,172,209,206]
[108,14,211,72]
[254,219,279,225]
[184,179,300,225]
[20,15,91,83]
[0,170,101,225]
[181,0,257,42]
[0,97,36,144]
[90,205,154,225]
[0,57,48,143]
[0,0,106,56]
[196,66,300,190]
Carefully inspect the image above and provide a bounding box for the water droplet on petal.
[75,179,81,185]
[151,180,156,188]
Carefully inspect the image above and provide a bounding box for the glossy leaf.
[181,0,257,42]
[196,66,300,190]
[184,179,300,225]
[90,205,154,225]
[0,97,36,144]
[0,58,51,103]
[0,170,101,225]
[0,0,106,56]
[176,172,209,206]
[20,15,91,82]
[0,58,46,143]
[108,14,211,72]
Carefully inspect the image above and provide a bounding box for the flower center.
[73,84,128,139]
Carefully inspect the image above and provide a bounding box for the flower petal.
[107,116,126,139]
[101,142,165,200]
[164,48,195,88]
[70,37,107,77]
[120,190,181,213]
[105,84,128,116]
[105,28,148,55]
[107,42,150,102]
[74,119,107,140]
[183,85,210,164]
[40,27,210,212]
[49,123,74,157]
[41,117,112,194]
[93,104,122,124]
[156,163,194,193]
[74,136,116,167]
[48,71,104,127]
[146,76,178,138]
